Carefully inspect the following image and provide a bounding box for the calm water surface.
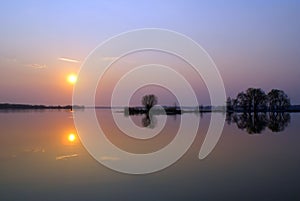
[0,110,299,201]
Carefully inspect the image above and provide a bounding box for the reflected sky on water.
[0,110,299,201]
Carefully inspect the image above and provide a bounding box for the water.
[0,110,299,201]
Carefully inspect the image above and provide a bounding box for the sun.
[67,74,77,84]
[68,133,76,142]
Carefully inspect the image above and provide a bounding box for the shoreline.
[1,103,300,113]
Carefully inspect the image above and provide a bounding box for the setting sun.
[67,74,77,84]
[68,133,76,142]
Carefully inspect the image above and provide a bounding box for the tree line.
[226,88,290,112]
[125,88,291,117]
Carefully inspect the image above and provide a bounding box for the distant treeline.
[125,89,300,117]
[2,88,299,113]
[226,88,296,112]
[0,103,84,110]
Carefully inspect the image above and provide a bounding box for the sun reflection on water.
[68,133,76,142]
[62,132,78,146]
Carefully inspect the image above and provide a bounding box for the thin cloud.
[56,153,79,160]
[26,63,47,69]
[58,57,80,63]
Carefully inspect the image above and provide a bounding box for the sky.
[0,0,299,105]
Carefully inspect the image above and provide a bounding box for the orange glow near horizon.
[67,74,77,85]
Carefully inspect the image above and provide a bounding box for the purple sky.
[0,0,299,105]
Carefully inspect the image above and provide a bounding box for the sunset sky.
[0,0,299,105]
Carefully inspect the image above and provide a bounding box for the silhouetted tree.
[236,91,249,111]
[226,112,233,125]
[142,94,157,111]
[226,97,233,111]
[226,88,292,133]
[231,98,238,110]
[235,88,267,112]
[245,88,267,112]
[268,89,290,111]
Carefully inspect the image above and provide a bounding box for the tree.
[235,88,267,112]
[226,97,233,111]
[236,91,249,111]
[142,94,157,111]
[245,88,267,112]
[267,89,290,111]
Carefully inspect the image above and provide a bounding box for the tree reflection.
[232,113,268,134]
[227,112,290,134]
[142,113,157,129]
[268,112,291,132]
